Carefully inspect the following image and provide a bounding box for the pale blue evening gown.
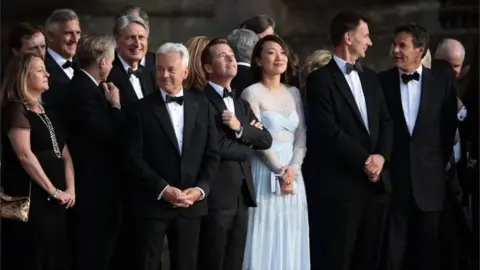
[241,83,310,270]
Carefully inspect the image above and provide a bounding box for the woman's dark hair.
[250,35,295,85]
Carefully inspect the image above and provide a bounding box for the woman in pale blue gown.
[240,35,310,270]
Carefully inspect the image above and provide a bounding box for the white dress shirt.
[333,55,370,133]
[208,81,243,138]
[399,65,423,135]
[157,88,205,200]
[47,48,74,79]
[118,55,144,99]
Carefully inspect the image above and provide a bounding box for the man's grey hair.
[45,9,79,34]
[156,43,189,68]
[77,34,116,69]
[226,29,259,63]
[115,5,150,28]
[113,15,149,38]
[435,38,465,60]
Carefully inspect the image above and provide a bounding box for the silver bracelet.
[47,189,61,201]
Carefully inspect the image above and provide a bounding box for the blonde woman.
[0,53,74,270]
[185,36,210,91]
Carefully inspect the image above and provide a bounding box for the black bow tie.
[127,66,144,77]
[62,60,73,69]
[223,88,235,98]
[401,72,420,84]
[165,95,184,105]
[346,62,363,74]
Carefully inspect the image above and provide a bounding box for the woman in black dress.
[0,53,75,270]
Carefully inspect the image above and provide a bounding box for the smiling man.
[108,15,156,111]
[42,9,82,122]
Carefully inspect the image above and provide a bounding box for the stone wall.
[1,0,478,72]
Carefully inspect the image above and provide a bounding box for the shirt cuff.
[457,106,467,121]
[235,126,243,138]
[157,185,169,200]
[195,187,206,200]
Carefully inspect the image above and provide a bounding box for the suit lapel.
[112,55,141,102]
[205,84,228,112]
[329,60,368,133]
[138,70,154,97]
[45,52,70,82]
[387,69,410,136]
[412,68,434,137]
[151,92,181,155]
[182,90,198,154]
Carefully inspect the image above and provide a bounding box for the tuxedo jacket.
[65,71,125,214]
[231,65,255,97]
[42,52,75,121]
[304,59,393,201]
[204,84,272,209]
[378,67,457,211]
[125,90,220,218]
[107,52,156,111]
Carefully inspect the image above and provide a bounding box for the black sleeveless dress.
[1,101,70,270]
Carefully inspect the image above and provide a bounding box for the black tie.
[166,95,184,105]
[401,72,420,84]
[223,88,234,98]
[127,65,144,77]
[346,62,363,74]
[62,60,73,69]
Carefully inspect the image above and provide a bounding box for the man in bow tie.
[304,12,393,270]
[378,23,457,270]
[198,38,272,270]
[125,42,220,270]
[42,9,81,121]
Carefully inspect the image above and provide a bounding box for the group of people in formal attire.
[0,5,478,270]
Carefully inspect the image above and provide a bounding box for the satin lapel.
[205,84,228,112]
[112,55,140,102]
[151,92,181,155]
[329,60,367,133]
[182,91,198,153]
[412,68,434,137]
[138,70,155,96]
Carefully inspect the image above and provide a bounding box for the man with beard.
[65,34,123,270]
[379,23,457,270]
[42,8,81,121]
[197,38,272,270]
[108,15,156,112]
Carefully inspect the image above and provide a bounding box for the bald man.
[434,38,465,78]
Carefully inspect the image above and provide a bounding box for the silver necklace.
[36,110,61,159]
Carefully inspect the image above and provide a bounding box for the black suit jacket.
[65,71,125,214]
[107,53,156,111]
[304,59,393,201]
[231,65,255,97]
[126,90,220,218]
[42,51,74,121]
[143,51,156,78]
[204,84,272,209]
[379,67,457,211]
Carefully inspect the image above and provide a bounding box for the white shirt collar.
[47,48,72,68]
[160,88,184,101]
[333,55,355,75]
[237,62,250,67]
[140,55,146,67]
[117,54,143,73]
[80,69,99,86]
[208,81,230,98]
[398,64,423,76]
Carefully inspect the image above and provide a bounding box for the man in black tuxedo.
[226,29,258,96]
[197,38,272,270]
[108,15,155,111]
[126,42,220,270]
[65,34,124,270]
[42,9,81,119]
[378,23,457,270]
[304,12,393,270]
